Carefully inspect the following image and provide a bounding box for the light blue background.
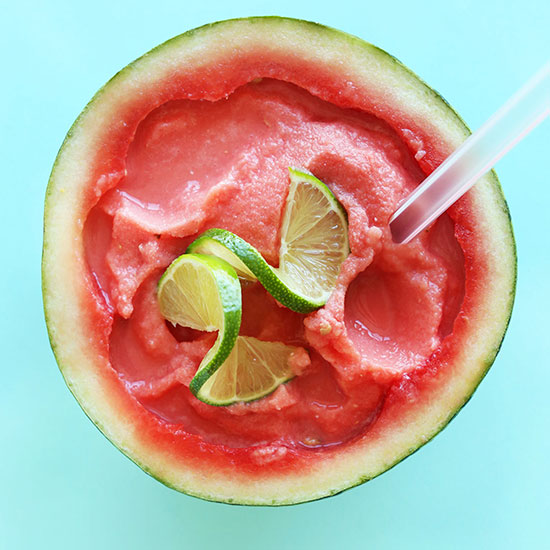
[1,1,548,548]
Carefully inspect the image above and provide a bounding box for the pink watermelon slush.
[84,78,464,453]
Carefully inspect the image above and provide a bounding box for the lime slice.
[187,168,349,312]
[158,253,300,406]
[157,253,241,384]
[192,336,298,406]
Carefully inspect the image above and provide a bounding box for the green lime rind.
[187,228,322,313]
[157,253,242,397]
[187,168,349,313]
[186,229,258,282]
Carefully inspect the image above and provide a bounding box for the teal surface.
[1,1,548,548]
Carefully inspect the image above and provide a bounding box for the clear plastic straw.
[390,62,550,244]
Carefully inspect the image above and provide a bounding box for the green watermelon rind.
[42,16,516,506]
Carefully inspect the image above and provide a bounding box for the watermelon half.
[42,17,516,505]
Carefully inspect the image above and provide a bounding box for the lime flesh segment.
[157,253,241,387]
[187,168,349,312]
[194,336,299,406]
[278,168,349,302]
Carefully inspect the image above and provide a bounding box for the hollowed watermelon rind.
[42,17,516,505]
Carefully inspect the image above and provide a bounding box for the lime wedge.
[158,253,301,406]
[192,336,299,406]
[187,168,349,312]
[157,253,241,384]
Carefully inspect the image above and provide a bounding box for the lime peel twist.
[157,168,349,405]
